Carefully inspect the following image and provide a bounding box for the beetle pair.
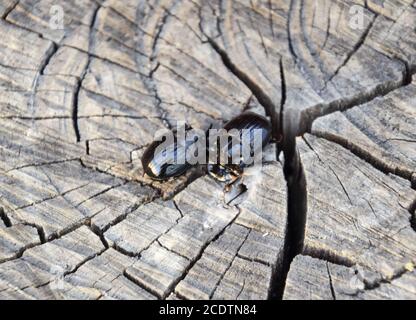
[141,112,272,182]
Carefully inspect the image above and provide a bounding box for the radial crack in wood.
[0,0,415,300]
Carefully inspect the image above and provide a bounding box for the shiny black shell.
[208,112,272,182]
[141,134,195,181]
[221,111,272,165]
[142,112,272,181]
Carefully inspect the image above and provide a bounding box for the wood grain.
[0,0,415,299]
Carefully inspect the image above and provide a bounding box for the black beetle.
[207,112,272,182]
[223,111,272,155]
[141,112,272,181]
[141,128,198,180]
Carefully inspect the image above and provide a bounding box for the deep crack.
[326,262,336,300]
[312,130,415,185]
[72,4,101,142]
[201,35,280,141]
[0,207,12,227]
[321,11,377,92]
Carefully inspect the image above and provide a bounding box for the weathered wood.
[302,134,415,274]
[0,0,415,300]
[312,80,416,185]
[64,248,157,300]
[284,255,416,300]
[283,134,416,299]
[0,224,40,263]
[0,0,17,18]
[0,226,104,299]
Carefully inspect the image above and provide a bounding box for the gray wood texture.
[0,0,415,299]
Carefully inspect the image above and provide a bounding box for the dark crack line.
[99,194,159,234]
[157,239,189,260]
[85,140,90,155]
[177,101,223,121]
[0,220,106,265]
[172,200,184,219]
[326,262,336,300]
[321,1,332,53]
[62,247,108,278]
[394,55,414,86]
[0,19,140,74]
[39,43,58,76]
[0,224,43,264]
[73,78,83,142]
[311,80,411,134]
[111,242,141,258]
[234,20,274,86]
[365,199,378,219]
[122,269,161,299]
[236,252,271,268]
[278,58,286,148]
[210,227,250,299]
[109,197,188,259]
[0,61,39,72]
[302,246,355,268]
[321,12,377,92]
[287,0,299,65]
[0,245,107,297]
[0,239,40,264]
[383,138,416,144]
[81,84,155,105]
[2,0,19,19]
[151,10,169,59]
[116,201,235,297]
[5,158,80,173]
[409,198,416,233]
[145,68,170,131]
[87,220,109,249]
[329,167,353,205]
[362,0,394,21]
[65,43,139,73]
[312,130,414,184]
[75,182,127,208]
[0,207,12,227]
[138,6,174,131]
[36,165,98,222]
[19,222,46,244]
[267,0,275,39]
[78,158,131,180]
[303,136,353,205]
[72,5,101,142]
[166,206,243,299]
[15,182,91,211]
[272,135,308,300]
[27,43,58,117]
[43,209,105,243]
[202,35,279,141]
[235,278,246,300]
[148,62,160,79]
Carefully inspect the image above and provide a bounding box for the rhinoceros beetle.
[141,126,197,180]
[141,112,272,181]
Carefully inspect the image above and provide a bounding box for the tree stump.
[0,0,415,300]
